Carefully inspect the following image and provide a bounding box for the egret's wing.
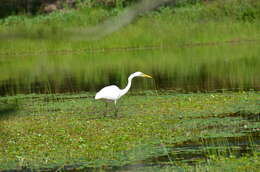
[95,85,121,100]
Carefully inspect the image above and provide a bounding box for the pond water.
[0,43,259,95]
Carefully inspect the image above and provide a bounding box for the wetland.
[0,0,260,171]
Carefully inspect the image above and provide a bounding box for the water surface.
[0,43,259,95]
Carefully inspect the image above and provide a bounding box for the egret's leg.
[103,102,108,117]
[114,101,118,117]
[114,105,118,117]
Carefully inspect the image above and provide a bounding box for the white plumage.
[95,85,121,101]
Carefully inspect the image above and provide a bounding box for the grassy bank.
[0,91,259,170]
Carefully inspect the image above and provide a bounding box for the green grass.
[0,91,259,170]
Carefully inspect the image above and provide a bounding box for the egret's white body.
[95,71,152,116]
[95,85,121,102]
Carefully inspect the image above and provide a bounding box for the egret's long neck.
[120,75,135,97]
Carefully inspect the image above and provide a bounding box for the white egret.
[95,71,152,117]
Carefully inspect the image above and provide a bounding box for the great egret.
[95,71,152,117]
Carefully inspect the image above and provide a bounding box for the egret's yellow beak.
[142,74,152,78]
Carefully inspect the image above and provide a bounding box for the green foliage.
[0,3,260,95]
[1,0,260,22]
[200,0,260,22]
[0,92,259,170]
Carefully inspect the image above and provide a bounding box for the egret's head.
[133,71,152,78]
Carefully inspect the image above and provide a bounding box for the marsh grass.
[0,91,259,170]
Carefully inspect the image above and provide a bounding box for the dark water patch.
[185,111,260,122]
[219,111,260,122]
[235,111,260,122]
[145,131,260,165]
[0,101,18,119]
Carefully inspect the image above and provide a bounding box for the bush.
[202,0,260,22]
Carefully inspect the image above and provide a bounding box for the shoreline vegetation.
[1,0,260,40]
